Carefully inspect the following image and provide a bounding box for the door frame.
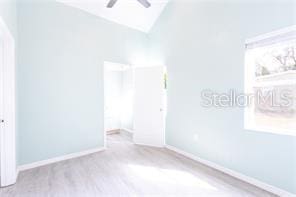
[0,17,17,187]
[102,63,166,148]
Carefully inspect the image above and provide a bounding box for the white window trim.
[244,25,296,137]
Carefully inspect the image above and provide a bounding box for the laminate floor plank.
[0,133,277,197]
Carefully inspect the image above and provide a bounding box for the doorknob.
[0,119,4,123]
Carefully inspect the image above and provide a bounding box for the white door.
[0,18,16,187]
[133,66,165,147]
[0,36,3,184]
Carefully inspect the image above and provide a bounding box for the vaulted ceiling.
[57,0,169,33]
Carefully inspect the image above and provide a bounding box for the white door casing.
[133,66,165,147]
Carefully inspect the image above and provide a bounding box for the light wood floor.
[0,132,277,197]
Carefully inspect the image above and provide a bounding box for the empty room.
[0,0,295,196]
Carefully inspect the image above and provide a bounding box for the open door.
[0,18,17,187]
[0,30,3,186]
[133,66,165,147]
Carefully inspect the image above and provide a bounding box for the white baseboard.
[18,147,105,172]
[134,142,164,148]
[165,145,295,197]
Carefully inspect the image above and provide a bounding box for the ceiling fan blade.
[107,0,118,8]
[137,0,151,8]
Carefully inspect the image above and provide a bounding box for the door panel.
[133,66,165,147]
[0,18,17,187]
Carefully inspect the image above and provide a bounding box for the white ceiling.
[57,0,169,33]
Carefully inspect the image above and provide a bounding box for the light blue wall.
[17,1,148,165]
[149,0,296,194]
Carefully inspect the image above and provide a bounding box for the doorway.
[0,18,17,187]
[104,62,134,146]
[103,62,166,148]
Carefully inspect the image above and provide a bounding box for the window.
[244,26,296,136]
